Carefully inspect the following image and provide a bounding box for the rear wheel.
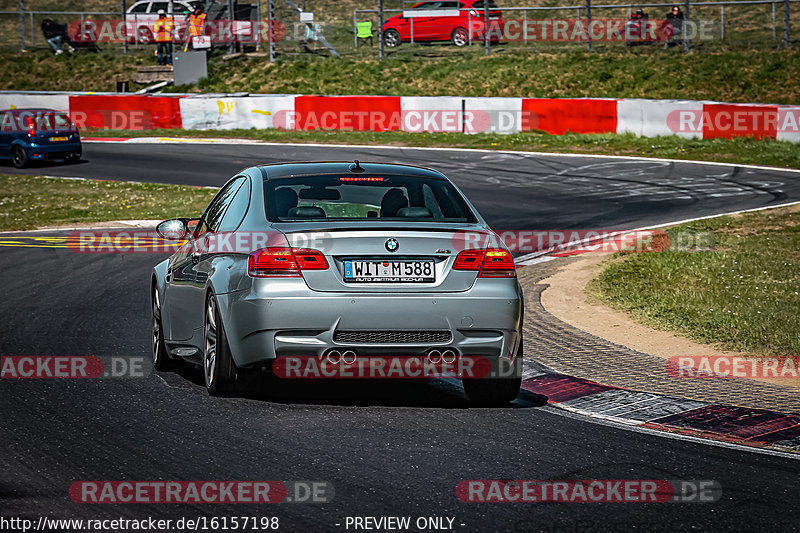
[462,341,523,407]
[11,146,28,169]
[204,292,238,396]
[451,27,468,47]
[384,29,401,48]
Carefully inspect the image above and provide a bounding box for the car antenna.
[349,160,365,173]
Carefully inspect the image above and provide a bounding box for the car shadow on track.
[158,362,548,409]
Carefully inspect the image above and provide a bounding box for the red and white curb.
[3,92,800,141]
[520,365,800,453]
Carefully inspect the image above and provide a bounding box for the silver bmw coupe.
[152,161,523,405]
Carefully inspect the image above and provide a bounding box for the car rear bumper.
[218,278,523,368]
[27,142,81,160]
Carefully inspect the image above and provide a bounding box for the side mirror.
[156,218,194,240]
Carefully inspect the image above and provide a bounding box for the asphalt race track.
[4,141,800,230]
[1,141,800,532]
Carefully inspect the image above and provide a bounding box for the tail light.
[480,249,516,277]
[293,249,329,270]
[248,247,328,278]
[453,248,516,278]
[453,249,484,270]
[25,116,36,137]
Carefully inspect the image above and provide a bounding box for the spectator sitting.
[41,19,74,55]
[631,8,649,20]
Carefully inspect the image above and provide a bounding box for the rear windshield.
[0,110,74,132]
[264,174,477,223]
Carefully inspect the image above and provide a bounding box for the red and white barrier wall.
[1,92,798,142]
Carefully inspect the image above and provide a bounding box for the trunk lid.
[274,222,496,293]
[31,111,79,145]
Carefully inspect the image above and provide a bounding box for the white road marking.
[83,137,800,174]
[514,199,800,264]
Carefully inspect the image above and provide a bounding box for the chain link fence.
[350,0,796,59]
[0,0,795,58]
[0,0,270,54]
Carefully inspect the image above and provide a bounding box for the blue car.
[0,108,82,168]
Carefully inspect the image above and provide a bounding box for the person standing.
[663,5,684,48]
[185,6,207,51]
[153,9,174,65]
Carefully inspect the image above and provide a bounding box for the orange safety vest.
[188,13,206,37]
[153,17,174,42]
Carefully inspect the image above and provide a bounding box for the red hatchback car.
[382,0,503,47]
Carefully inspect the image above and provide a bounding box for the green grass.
[0,174,216,231]
[0,49,149,92]
[84,128,800,170]
[169,49,800,105]
[590,205,800,357]
[1,46,799,104]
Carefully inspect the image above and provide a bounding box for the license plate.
[344,260,435,283]
[50,136,69,142]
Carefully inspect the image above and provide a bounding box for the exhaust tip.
[341,350,357,364]
[326,350,342,364]
[442,349,457,364]
[427,349,442,364]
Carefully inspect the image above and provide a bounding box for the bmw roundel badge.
[385,238,399,252]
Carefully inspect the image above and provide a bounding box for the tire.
[384,29,401,48]
[204,291,238,396]
[451,27,468,47]
[462,341,523,407]
[11,146,28,169]
[152,284,173,371]
[65,153,80,164]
